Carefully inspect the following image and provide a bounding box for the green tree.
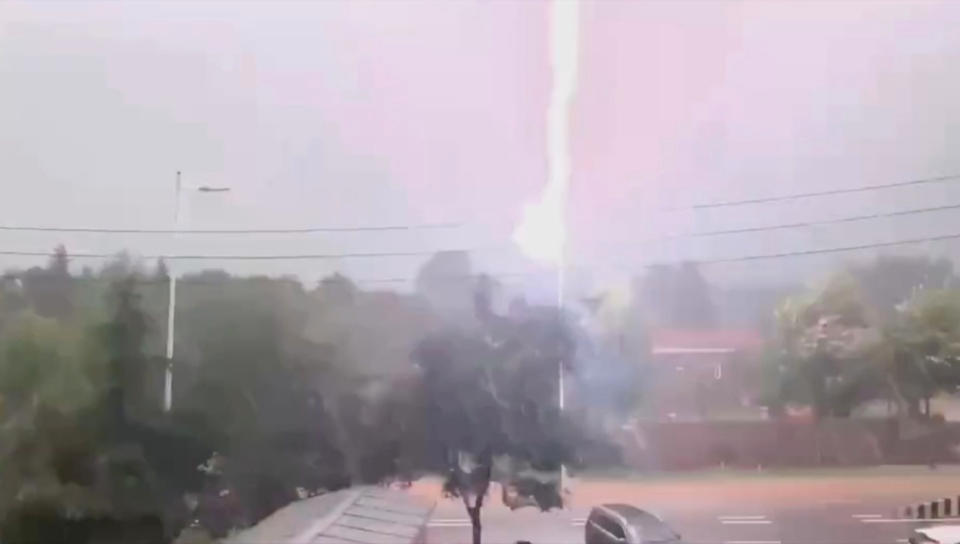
[849,255,956,324]
[415,250,475,321]
[172,276,353,530]
[767,268,960,422]
[20,245,75,320]
[767,273,885,419]
[886,288,960,417]
[98,275,152,434]
[412,285,580,544]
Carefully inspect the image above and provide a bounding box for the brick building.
[644,328,765,420]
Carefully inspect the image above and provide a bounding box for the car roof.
[917,525,960,543]
[593,504,679,542]
[600,504,662,524]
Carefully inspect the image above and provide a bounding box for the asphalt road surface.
[416,466,960,544]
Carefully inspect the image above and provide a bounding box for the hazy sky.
[3,0,960,296]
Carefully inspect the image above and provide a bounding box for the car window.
[637,515,678,542]
[638,521,678,543]
[595,514,626,540]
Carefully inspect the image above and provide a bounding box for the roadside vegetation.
[0,249,631,544]
[0,247,958,543]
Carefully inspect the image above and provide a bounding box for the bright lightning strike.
[513,0,580,267]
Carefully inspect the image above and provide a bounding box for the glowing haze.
[512,0,580,266]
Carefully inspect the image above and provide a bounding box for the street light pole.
[163,171,230,412]
[163,172,181,412]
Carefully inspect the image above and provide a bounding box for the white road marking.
[852,514,883,519]
[719,515,768,520]
[721,520,773,525]
[896,539,909,543]
[427,519,471,527]
[862,517,960,523]
[724,540,781,544]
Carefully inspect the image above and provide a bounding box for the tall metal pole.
[550,0,579,495]
[558,262,567,493]
[558,249,565,412]
[163,171,181,412]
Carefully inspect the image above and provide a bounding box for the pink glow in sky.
[3,1,960,290]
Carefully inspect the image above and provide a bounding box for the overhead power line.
[0,270,541,286]
[0,249,457,261]
[0,222,461,235]
[5,197,958,243]
[1,229,960,264]
[695,231,960,265]
[676,173,960,210]
[674,201,960,239]
[0,172,955,233]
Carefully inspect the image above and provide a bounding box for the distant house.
[644,328,765,421]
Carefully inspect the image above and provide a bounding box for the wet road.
[420,467,960,544]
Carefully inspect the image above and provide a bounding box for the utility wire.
[0,173,955,233]
[0,270,540,286]
[0,175,955,237]
[0,222,461,235]
[672,201,960,239]
[673,173,960,210]
[5,198,959,244]
[2,229,960,264]
[0,249,456,261]
[695,231,960,265]
[4,230,960,285]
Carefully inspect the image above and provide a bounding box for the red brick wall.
[616,419,960,470]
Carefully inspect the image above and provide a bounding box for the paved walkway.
[225,486,433,544]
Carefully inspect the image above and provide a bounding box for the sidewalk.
[224,486,433,544]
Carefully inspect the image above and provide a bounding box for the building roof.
[650,328,764,355]
[227,486,431,544]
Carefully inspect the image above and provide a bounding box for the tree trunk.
[323,395,361,482]
[453,453,491,544]
[467,505,482,544]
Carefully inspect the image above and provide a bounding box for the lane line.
[721,520,773,525]
[862,517,960,524]
[719,515,768,520]
[852,514,883,519]
[724,541,781,544]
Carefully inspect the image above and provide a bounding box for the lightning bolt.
[513,0,580,305]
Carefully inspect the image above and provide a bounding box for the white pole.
[557,198,566,496]
[549,0,579,497]
[163,171,181,412]
[558,261,565,412]
[558,267,567,494]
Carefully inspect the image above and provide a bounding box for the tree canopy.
[0,248,610,544]
[766,258,960,421]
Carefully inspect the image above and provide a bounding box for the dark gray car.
[584,504,682,544]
